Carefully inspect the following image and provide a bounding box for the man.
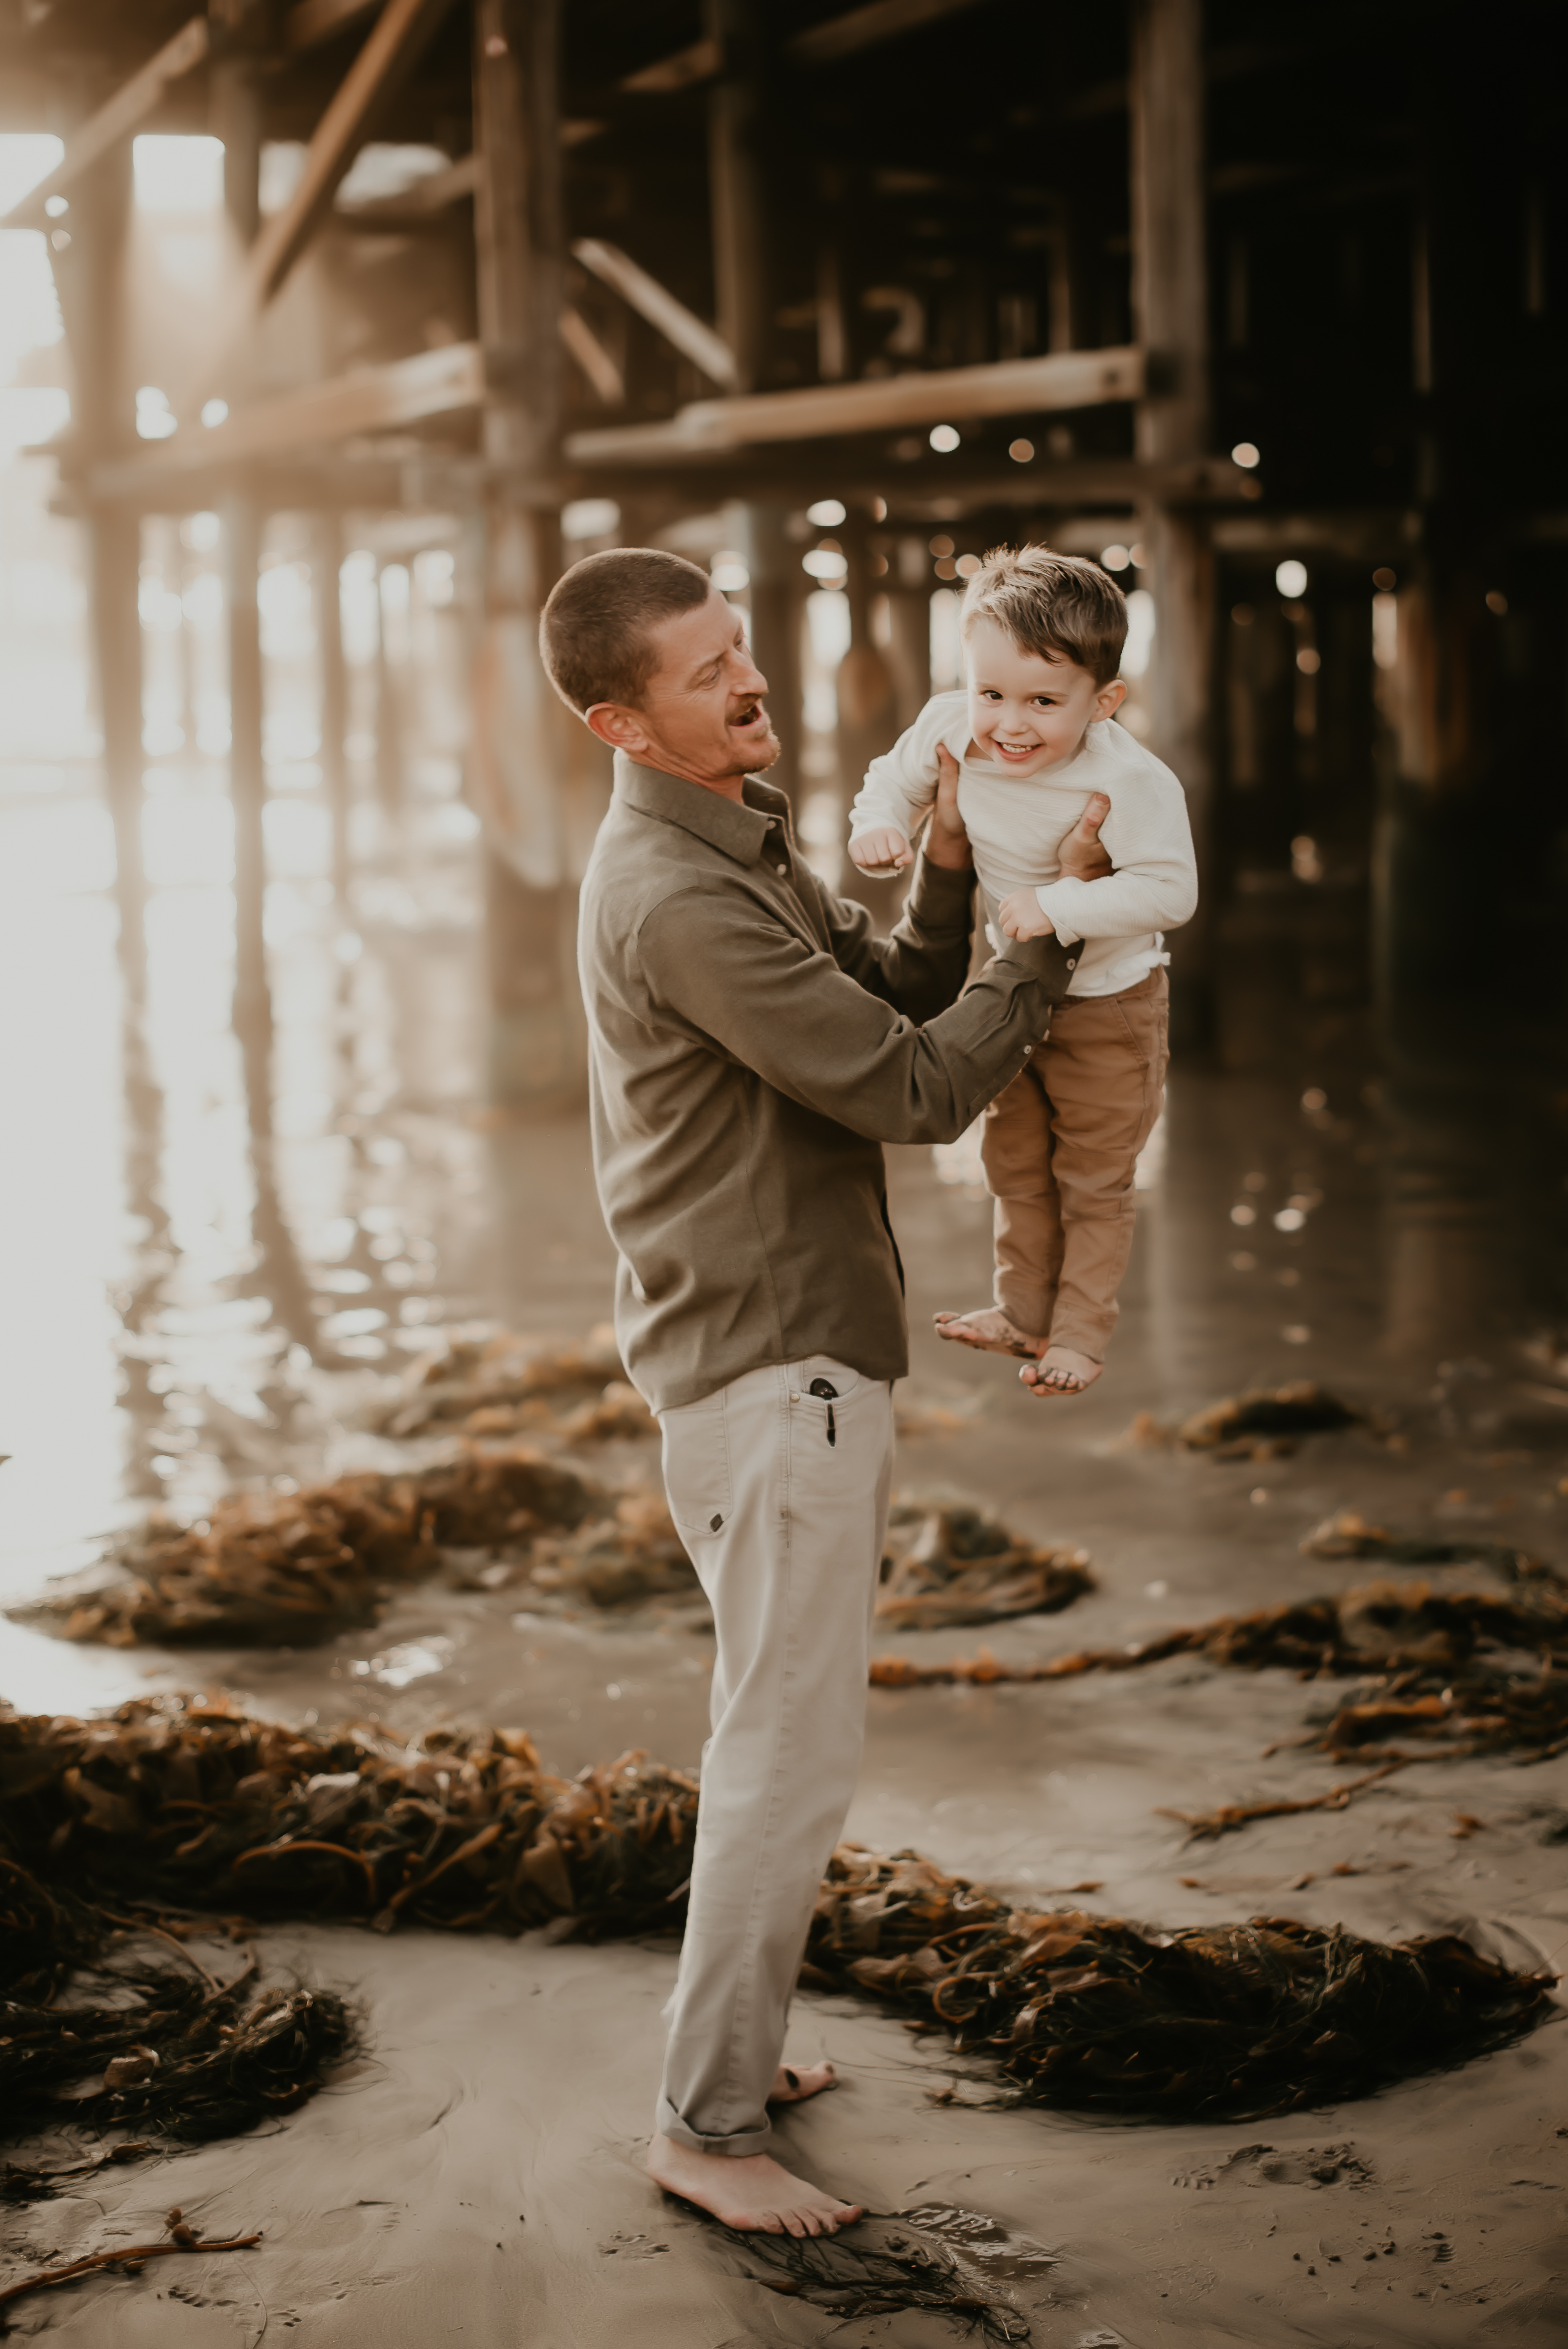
[540,545,1109,2239]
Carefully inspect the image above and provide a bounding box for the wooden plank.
[283,0,384,53]
[619,36,719,91]
[239,0,460,312]
[618,0,985,91]
[706,0,766,391]
[1129,0,1212,1043]
[566,345,1144,461]
[1131,0,1207,464]
[560,306,624,405]
[0,16,209,226]
[130,342,485,474]
[571,237,739,389]
[336,150,478,220]
[786,0,987,65]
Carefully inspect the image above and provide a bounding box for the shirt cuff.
[994,931,1079,998]
[1033,881,1083,947]
[907,850,976,916]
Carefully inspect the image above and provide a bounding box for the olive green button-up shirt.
[577,752,1079,1411]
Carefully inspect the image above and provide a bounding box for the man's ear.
[584,701,650,755]
[1095,677,1128,720]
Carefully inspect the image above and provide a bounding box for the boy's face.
[964,614,1125,776]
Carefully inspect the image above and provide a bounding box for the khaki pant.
[655,1353,894,2157]
[981,965,1168,1360]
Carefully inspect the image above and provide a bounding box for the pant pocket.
[660,1392,733,1539]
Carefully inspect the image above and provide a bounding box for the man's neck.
[632,751,749,803]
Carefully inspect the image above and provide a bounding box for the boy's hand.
[849,824,913,876]
[998,887,1055,941]
[1058,791,1113,881]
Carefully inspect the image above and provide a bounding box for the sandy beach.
[6,1081,1568,2346]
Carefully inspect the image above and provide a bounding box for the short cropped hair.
[960,544,1127,686]
[540,546,712,713]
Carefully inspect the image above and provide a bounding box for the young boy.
[848,545,1196,1397]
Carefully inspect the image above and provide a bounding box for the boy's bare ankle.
[1021,1344,1103,1397]
[933,1305,1040,1359]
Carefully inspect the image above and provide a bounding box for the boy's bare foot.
[647,2133,864,2237]
[1021,1346,1102,1397]
[769,2060,837,2104]
[933,1306,1039,1360]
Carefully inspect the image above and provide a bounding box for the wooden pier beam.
[741,502,802,803]
[58,138,145,976]
[213,60,271,1062]
[472,0,579,1107]
[312,513,351,903]
[1130,0,1214,1047]
[224,487,270,1056]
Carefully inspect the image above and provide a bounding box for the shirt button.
[1066,957,1077,968]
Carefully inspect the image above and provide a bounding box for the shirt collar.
[614,752,789,867]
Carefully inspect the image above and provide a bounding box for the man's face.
[587,588,779,790]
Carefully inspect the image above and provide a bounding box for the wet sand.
[3,755,1568,2340]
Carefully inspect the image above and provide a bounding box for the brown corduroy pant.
[980,965,1168,1360]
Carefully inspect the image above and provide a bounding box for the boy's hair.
[959,544,1127,686]
[540,545,712,713]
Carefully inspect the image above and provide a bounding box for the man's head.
[540,546,779,796]
[957,545,1128,777]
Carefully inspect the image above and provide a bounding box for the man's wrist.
[921,830,974,874]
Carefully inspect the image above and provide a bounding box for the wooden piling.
[223,487,270,1058]
[55,137,145,973]
[473,0,580,1106]
[1130,0,1214,1047]
[312,513,350,903]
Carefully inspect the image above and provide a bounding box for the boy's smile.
[964,613,1126,776]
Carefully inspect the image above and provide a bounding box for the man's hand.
[1058,791,1113,881]
[849,825,913,876]
[998,887,1055,941]
[922,743,973,873]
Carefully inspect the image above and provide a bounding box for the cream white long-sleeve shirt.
[848,689,1198,999]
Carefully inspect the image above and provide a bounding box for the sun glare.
[132,135,225,213]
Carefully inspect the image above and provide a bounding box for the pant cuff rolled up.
[656,2091,773,2159]
[992,1280,1053,1340]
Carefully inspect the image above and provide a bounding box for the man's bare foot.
[1021,1346,1102,1397]
[769,2060,836,2104]
[647,2132,863,2237]
[934,1306,1039,1360]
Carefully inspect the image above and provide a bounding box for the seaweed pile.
[876,1505,1093,1631]
[376,1328,653,1441]
[1123,1383,1365,1461]
[1,1697,1553,2168]
[19,1451,593,1647]
[0,1697,697,2192]
[0,1700,698,1935]
[1,1848,351,2192]
[10,1454,712,1648]
[802,1847,1552,2120]
[869,1577,1568,1823]
[15,1477,1102,1649]
[718,2215,1031,2339]
[1179,1381,1363,1455]
[1303,1508,1563,1586]
[527,1489,700,1609]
